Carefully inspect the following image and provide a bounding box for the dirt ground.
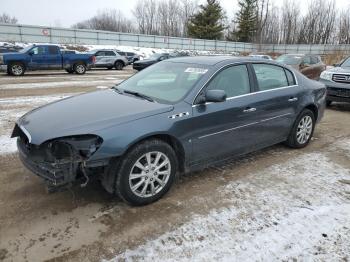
[0,68,349,262]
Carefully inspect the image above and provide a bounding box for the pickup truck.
[0,44,95,76]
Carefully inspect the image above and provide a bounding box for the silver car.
[89,49,129,70]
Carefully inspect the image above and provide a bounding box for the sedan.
[133,53,169,71]
[12,57,326,205]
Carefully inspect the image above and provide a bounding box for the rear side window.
[285,69,296,86]
[48,46,58,55]
[95,51,105,56]
[303,56,312,65]
[253,64,288,91]
[310,56,319,64]
[206,65,251,97]
[127,52,134,56]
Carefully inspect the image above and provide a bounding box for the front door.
[28,46,47,69]
[191,64,259,164]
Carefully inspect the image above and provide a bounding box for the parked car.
[0,44,95,76]
[319,56,350,106]
[12,56,326,205]
[117,51,141,64]
[88,49,128,70]
[249,54,273,60]
[276,54,326,80]
[133,53,170,71]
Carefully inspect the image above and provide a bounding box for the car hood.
[326,66,350,74]
[17,89,174,145]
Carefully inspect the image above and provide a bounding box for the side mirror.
[28,50,34,56]
[333,63,339,67]
[205,90,227,103]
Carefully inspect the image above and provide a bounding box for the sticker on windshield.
[185,68,208,74]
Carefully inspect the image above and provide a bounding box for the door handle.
[288,97,298,102]
[243,107,257,113]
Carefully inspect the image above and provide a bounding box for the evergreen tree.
[187,0,226,40]
[235,0,258,42]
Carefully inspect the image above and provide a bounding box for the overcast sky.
[2,0,350,28]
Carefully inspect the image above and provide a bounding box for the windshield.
[116,61,209,104]
[341,57,350,67]
[276,55,302,65]
[19,45,34,53]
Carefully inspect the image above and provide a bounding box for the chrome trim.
[192,85,298,108]
[198,113,292,139]
[192,62,299,106]
[198,122,259,139]
[19,125,32,143]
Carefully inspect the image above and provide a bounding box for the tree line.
[1,0,350,44]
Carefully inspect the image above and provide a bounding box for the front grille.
[332,74,350,84]
[327,87,350,97]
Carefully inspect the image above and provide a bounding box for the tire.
[114,61,124,70]
[285,109,315,148]
[6,67,13,75]
[74,63,86,74]
[326,100,332,106]
[9,62,25,76]
[113,139,178,206]
[65,68,74,74]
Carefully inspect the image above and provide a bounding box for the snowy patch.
[333,138,350,155]
[0,136,17,154]
[109,153,350,261]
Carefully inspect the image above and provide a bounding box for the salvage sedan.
[12,56,326,205]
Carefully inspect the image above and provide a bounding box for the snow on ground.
[0,79,123,89]
[0,94,76,155]
[0,42,238,59]
[109,151,350,262]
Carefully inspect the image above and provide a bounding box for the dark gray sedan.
[12,56,326,205]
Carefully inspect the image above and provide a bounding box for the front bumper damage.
[13,124,109,192]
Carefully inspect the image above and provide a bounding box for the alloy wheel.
[296,115,313,144]
[129,151,171,198]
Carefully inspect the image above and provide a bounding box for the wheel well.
[127,134,186,173]
[9,61,25,67]
[305,104,318,121]
[74,61,86,66]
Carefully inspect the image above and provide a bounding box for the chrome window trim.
[192,62,299,107]
[198,113,292,139]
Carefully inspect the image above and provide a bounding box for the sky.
[1,0,350,28]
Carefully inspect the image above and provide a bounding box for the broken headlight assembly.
[46,135,103,162]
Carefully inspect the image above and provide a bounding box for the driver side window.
[206,65,251,98]
[31,46,46,55]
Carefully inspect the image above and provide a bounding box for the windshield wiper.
[123,90,155,102]
[111,86,123,94]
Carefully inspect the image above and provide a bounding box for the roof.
[167,56,278,66]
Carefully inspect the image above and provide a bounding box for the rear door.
[47,46,62,69]
[191,64,260,164]
[248,63,301,145]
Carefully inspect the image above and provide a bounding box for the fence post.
[19,25,23,42]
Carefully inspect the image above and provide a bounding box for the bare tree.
[338,8,350,44]
[0,13,18,24]
[72,9,135,33]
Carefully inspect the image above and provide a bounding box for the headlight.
[47,135,103,161]
[320,71,333,81]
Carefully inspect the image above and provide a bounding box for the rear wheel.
[9,63,25,76]
[114,61,124,70]
[74,63,86,74]
[285,109,315,148]
[113,139,177,206]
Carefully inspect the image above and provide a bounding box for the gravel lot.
[0,67,349,262]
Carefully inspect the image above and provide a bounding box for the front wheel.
[9,63,25,76]
[285,109,315,148]
[113,139,177,206]
[74,63,86,74]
